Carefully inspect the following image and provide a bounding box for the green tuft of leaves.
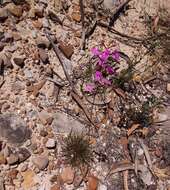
[62,133,93,167]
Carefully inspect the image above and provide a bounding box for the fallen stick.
[123,170,129,190]
[109,0,132,27]
[44,29,74,88]
[79,0,86,49]
[44,29,96,126]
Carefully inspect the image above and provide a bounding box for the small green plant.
[62,133,93,167]
[118,96,160,128]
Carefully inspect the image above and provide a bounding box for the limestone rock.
[0,114,31,145]
[45,138,56,149]
[61,167,75,184]
[32,156,49,170]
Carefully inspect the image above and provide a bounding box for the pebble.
[103,0,117,9]
[0,114,31,145]
[61,167,75,184]
[7,154,19,165]
[38,48,49,64]
[6,4,23,17]
[0,153,6,164]
[42,18,50,28]
[3,33,13,43]
[0,58,4,73]
[50,184,60,190]
[51,112,85,134]
[0,8,8,22]
[6,45,18,53]
[36,37,50,49]
[3,146,11,158]
[34,6,44,17]
[32,19,43,29]
[38,110,53,125]
[39,0,48,7]
[8,169,18,179]
[59,42,74,59]
[155,113,168,122]
[40,129,48,137]
[12,32,22,41]
[2,55,13,69]
[18,148,31,162]
[98,183,107,190]
[22,169,36,190]
[45,138,56,149]
[32,156,49,170]
[0,42,5,52]
[13,57,25,68]
[167,83,170,92]
[32,30,37,39]
[72,12,81,22]
[0,177,5,190]
[87,176,99,190]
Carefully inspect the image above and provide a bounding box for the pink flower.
[112,50,120,61]
[84,83,95,92]
[91,47,100,56]
[99,49,110,61]
[101,78,111,85]
[95,71,103,81]
[106,66,114,74]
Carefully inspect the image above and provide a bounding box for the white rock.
[98,183,107,190]
[157,113,168,122]
[167,83,170,92]
[42,18,50,28]
[45,139,56,149]
[103,0,117,9]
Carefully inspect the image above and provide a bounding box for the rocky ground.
[0,0,170,190]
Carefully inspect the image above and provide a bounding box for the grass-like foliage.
[119,96,160,128]
[62,133,93,167]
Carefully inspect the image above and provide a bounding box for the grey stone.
[45,138,56,149]
[103,0,117,9]
[0,114,31,145]
[51,112,85,134]
[18,148,31,162]
[13,57,25,68]
[36,37,50,49]
[38,48,49,64]
[32,156,49,170]
[2,33,13,43]
[7,153,19,165]
[3,55,13,69]
[42,18,50,28]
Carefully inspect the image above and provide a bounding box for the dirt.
[0,0,170,190]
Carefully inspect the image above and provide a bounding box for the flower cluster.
[84,47,120,93]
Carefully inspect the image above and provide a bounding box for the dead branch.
[123,170,129,190]
[79,0,86,49]
[138,138,153,172]
[109,0,132,27]
[45,29,96,126]
[44,29,74,88]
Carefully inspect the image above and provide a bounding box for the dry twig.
[123,170,129,190]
